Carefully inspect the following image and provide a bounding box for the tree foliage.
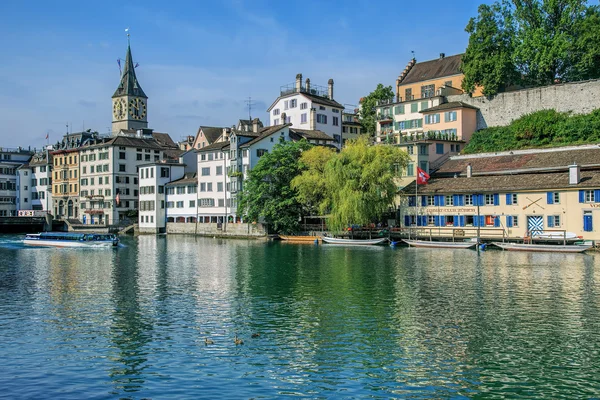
[238,140,312,234]
[462,0,600,95]
[290,145,336,216]
[358,84,395,136]
[463,109,600,153]
[293,137,410,232]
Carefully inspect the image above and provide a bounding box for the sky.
[0,0,489,150]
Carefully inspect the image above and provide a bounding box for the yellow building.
[399,145,600,241]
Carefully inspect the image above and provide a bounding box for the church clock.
[128,98,147,120]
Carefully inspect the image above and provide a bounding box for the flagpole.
[415,176,418,239]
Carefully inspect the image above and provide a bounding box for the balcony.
[279,83,329,98]
[377,114,393,122]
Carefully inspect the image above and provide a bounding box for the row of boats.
[279,235,594,253]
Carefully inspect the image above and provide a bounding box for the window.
[176,201,184,208]
[394,105,405,114]
[166,201,174,208]
[406,163,414,177]
[465,195,473,206]
[317,114,327,124]
[404,88,412,100]
[426,195,435,206]
[300,102,308,110]
[290,99,297,108]
[189,200,195,208]
[284,100,289,110]
[584,190,596,202]
[217,182,223,192]
[427,215,436,226]
[273,109,280,116]
[445,111,457,122]
[485,194,495,205]
[167,187,175,195]
[445,195,453,206]
[161,168,169,178]
[207,183,213,192]
[199,198,215,207]
[547,192,560,204]
[137,153,142,161]
[177,187,185,194]
[218,199,225,207]
[547,215,561,227]
[200,183,206,192]
[273,119,279,125]
[332,116,339,126]
[421,101,428,111]
[319,106,326,110]
[436,143,444,155]
[257,149,268,157]
[425,114,440,124]
[119,164,126,172]
[419,144,428,155]
[410,103,418,113]
[201,167,210,176]
[216,166,223,175]
[119,152,126,160]
[301,113,307,124]
[421,84,435,98]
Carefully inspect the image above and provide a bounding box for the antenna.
[411,50,415,59]
[245,96,256,121]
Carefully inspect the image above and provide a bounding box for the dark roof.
[166,172,198,186]
[152,132,177,148]
[112,45,147,98]
[401,169,600,195]
[400,54,463,85]
[197,141,230,152]
[163,148,185,160]
[289,128,334,141]
[267,92,344,111]
[198,126,224,144]
[240,124,289,148]
[421,101,478,113]
[437,146,600,176]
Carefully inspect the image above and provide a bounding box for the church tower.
[112,43,148,133]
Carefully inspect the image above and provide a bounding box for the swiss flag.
[416,167,430,185]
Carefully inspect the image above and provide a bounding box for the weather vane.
[125,27,130,44]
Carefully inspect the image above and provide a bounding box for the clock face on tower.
[128,98,147,120]
[113,99,127,120]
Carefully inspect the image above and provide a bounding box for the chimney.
[295,73,302,92]
[440,53,445,59]
[305,78,310,93]
[281,112,287,124]
[396,78,401,102]
[310,108,316,130]
[252,118,260,132]
[569,163,580,185]
[328,78,334,100]
[466,163,472,178]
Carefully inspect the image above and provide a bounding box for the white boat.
[491,242,591,253]
[24,232,119,248]
[533,231,579,240]
[402,239,478,249]
[321,237,388,245]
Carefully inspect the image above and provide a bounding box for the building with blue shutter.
[399,144,600,241]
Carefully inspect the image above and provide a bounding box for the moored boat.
[321,237,388,245]
[402,239,478,249]
[24,232,119,248]
[279,235,321,243]
[491,241,591,253]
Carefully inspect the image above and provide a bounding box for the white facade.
[138,163,185,233]
[196,142,232,223]
[166,176,198,223]
[1,148,33,216]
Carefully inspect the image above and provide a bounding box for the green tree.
[321,137,409,231]
[569,6,600,81]
[358,84,394,136]
[462,3,517,96]
[238,140,312,234]
[290,145,336,216]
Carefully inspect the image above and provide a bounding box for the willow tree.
[290,145,336,216]
[318,137,409,231]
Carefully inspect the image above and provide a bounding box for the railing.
[429,152,452,172]
[279,83,329,98]
[400,226,507,241]
[377,114,393,121]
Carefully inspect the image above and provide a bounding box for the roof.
[198,126,224,144]
[421,101,479,113]
[197,141,230,152]
[437,146,600,176]
[289,128,334,141]
[401,169,600,195]
[240,124,289,148]
[152,132,178,148]
[166,172,198,186]
[112,45,147,98]
[267,92,344,112]
[400,54,463,85]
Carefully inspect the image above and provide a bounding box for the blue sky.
[0,0,489,149]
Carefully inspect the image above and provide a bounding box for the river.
[1,234,599,399]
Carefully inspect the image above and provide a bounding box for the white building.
[17,150,53,213]
[2,147,33,216]
[267,74,344,147]
[196,141,231,224]
[165,173,198,223]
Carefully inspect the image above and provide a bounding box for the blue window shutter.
[547,192,554,204]
[422,216,428,226]
[579,190,585,203]
[454,216,459,227]
[493,193,500,206]
[421,196,427,207]
[473,216,478,227]
[473,195,478,206]
[453,195,459,205]
[459,195,465,206]
[480,216,485,227]
[459,215,465,227]
[404,216,410,226]
[416,216,422,226]
[595,189,600,203]
[506,194,512,205]
[494,216,500,227]
[507,216,513,228]
[547,216,554,228]
[434,216,440,226]
[434,196,439,206]
[408,196,415,207]
[479,194,485,206]
[440,196,445,206]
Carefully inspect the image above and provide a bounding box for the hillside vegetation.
[463,109,600,154]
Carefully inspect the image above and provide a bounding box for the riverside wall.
[447,79,600,130]
[166,222,266,238]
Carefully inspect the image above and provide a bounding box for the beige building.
[399,145,600,241]
[342,111,362,145]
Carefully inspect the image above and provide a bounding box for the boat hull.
[279,235,321,242]
[492,242,591,253]
[23,239,117,248]
[402,239,477,249]
[23,232,119,248]
[321,237,387,245]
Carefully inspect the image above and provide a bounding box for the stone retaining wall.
[166,222,266,237]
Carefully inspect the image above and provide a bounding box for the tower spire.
[112,31,146,99]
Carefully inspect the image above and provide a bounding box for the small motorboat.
[402,239,478,249]
[24,232,119,248]
[491,242,592,253]
[321,237,388,245]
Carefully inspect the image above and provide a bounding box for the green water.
[0,235,599,399]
